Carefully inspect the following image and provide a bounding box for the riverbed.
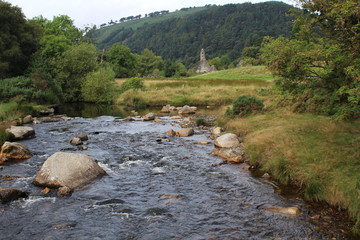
[0,113,352,239]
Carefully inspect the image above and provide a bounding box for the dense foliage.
[93,2,294,66]
[261,0,360,120]
[227,96,264,117]
[0,0,40,78]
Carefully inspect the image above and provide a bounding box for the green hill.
[93,2,295,66]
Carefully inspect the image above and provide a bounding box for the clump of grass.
[226,109,360,233]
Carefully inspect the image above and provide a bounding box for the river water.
[0,111,353,239]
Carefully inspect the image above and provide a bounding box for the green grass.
[190,66,276,81]
[225,110,360,234]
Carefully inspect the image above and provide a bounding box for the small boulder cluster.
[161,105,197,115]
[0,107,106,203]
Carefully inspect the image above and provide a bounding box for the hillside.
[92,1,295,66]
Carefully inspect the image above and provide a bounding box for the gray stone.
[214,133,241,148]
[143,112,156,121]
[0,142,32,164]
[178,105,197,114]
[33,152,106,189]
[57,186,73,197]
[166,129,176,137]
[211,146,244,163]
[77,133,88,141]
[70,137,83,146]
[6,126,35,140]
[176,128,194,137]
[0,187,28,203]
[22,115,33,124]
[211,127,222,136]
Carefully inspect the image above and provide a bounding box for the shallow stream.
[0,111,353,239]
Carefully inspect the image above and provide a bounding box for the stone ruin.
[196,48,217,73]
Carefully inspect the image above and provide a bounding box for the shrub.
[119,78,144,94]
[82,66,116,103]
[227,95,264,117]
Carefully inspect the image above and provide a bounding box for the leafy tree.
[208,57,223,70]
[261,0,360,119]
[163,60,177,77]
[175,62,187,77]
[106,43,139,78]
[0,0,40,78]
[55,43,98,102]
[82,65,115,103]
[138,48,163,77]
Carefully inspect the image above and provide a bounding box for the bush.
[227,96,264,117]
[119,78,144,94]
[82,66,116,103]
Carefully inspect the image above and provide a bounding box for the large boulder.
[33,152,106,190]
[6,126,35,140]
[143,112,156,121]
[176,128,194,137]
[214,133,241,148]
[211,147,244,163]
[212,133,244,163]
[0,142,32,164]
[0,187,28,203]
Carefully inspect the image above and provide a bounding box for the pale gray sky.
[6,0,295,28]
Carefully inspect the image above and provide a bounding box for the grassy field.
[115,66,273,107]
[189,65,276,81]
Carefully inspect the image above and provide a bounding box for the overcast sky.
[6,0,295,28]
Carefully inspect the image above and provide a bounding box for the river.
[0,107,354,239]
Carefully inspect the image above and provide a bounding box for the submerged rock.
[6,126,35,140]
[33,152,106,190]
[77,133,88,141]
[0,142,32,164]
[0,187,28,204]
[70,137,83,146]
[264,206,301,216]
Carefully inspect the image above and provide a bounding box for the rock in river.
[0,142,32,164]
[143,112,156,121]
[176,128,194,137]
[0,187,28,204]
[6,126,35,140]
[212,133,244,163]
[33,152,106,190]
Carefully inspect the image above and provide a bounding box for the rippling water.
[0,116,350,239]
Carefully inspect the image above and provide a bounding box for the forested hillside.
[93,2,295,66]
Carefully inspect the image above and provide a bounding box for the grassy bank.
[224,108,360,233]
